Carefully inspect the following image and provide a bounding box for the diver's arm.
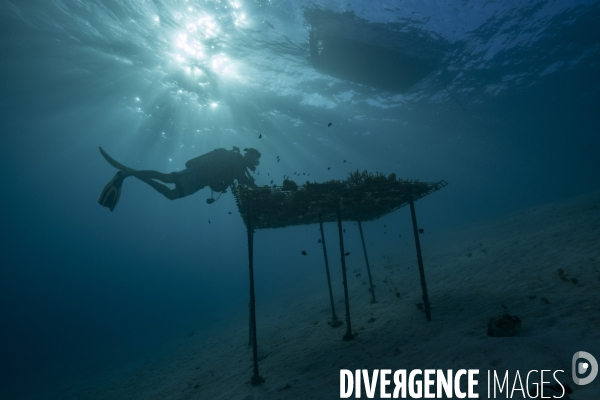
[237,170,258,189]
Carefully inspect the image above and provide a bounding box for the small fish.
[328,122,332,127]
[270,180,273,184]
[384,224,386,227]
[344,252,350,256]
[268,173,270,176]
[399,234,401,237]
[301,250,307,256]
[277,159,280,162]
[228,211,232,214]
[356,273,361,278]
[208,220,211,224]
[343,160,346,163]
[318,239,322,243]
[327,167,331,170]
[418,228,424,234]
[259,133,262,138]
[343,228,346,232]
[302,173,305,175]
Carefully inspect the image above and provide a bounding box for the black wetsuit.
[183,148,256,194]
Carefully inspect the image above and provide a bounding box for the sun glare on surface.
[166,0,251,92]
[210,54,230,74]
[159,0,253,110]
[126,0,253,132]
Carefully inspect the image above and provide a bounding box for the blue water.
[0,0,598,398]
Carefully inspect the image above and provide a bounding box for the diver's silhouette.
[98,146,261,211]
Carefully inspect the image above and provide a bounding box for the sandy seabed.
[49,192,600,399]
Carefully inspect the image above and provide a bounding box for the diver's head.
[243,148,261,171]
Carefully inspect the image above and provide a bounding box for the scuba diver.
[98,146,261,211]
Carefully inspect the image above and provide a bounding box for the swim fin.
[99,147,134,171]
[98,173,123,212]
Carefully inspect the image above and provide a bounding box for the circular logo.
[572,351,598,385]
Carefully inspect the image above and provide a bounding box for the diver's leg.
[119,170,180,200]
[119,169,176,182]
